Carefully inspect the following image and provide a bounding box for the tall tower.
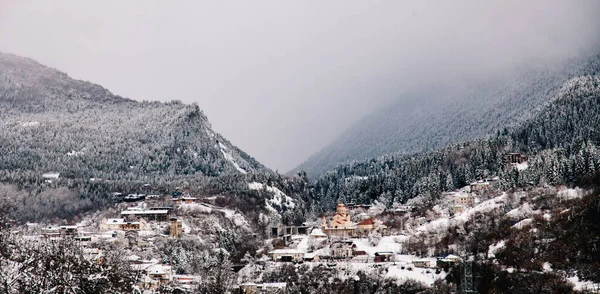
[336,203,347,216]
[462,261,477,294]
[170,217,183,238]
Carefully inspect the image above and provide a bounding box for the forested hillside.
[295,53,600,178]
[0,52,267,221]
[311,74,600,210]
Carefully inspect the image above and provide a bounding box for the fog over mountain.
[294,52,600,178]
[1,1,600,171]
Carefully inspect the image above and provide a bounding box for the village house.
[173,275,202,291]
[308,228,328,240]
[330,240,356,259]
[74,234,93,246]
[470,181,491,194]
[445,254,462,263]
[351,251,369,263]
[455,193,474,206]
[171,195,198,204]
[413,259,433,268]
[41,226,60,238]
[181,196,198,204]
[270,225,309,238]
[390,205,414,213]
[100,218,147,231]
[100,218,125,231]
[146,264,173,283]
[453,192,475,214]
[357,218,376,231]
[303,252,320,262]
[59,225,79,236]
[121,207,169,221]
[436,255,462,268]
[505,152,528,164]
[268,249,305,262]
[374,252,395,262]
[120,220,146,231]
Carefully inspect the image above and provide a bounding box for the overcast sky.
[1,1,599,172]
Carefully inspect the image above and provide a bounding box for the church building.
[322,203,356,238]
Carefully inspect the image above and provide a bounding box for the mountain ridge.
[0,51,266,180]
[293,52,600,179]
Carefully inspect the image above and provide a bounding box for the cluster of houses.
[127,256,201,291]
[267,244,462,270]
[447,176,501,214]
[29,195,203,291]
[265,201,469,273]
[267,203,392,264]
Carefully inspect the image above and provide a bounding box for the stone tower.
[170,217,183,238]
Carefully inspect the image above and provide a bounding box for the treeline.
[311,75,600,211]
[295,52,600,179]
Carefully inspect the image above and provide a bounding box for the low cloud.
[1,0,599,171]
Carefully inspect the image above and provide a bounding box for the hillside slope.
[0,52,265,183]
[311,73,600,210]
[295,53,600,178]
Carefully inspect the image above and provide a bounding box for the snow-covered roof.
[42,172,60,179]
[106,218,126,224]
[59,225,78,229]
[83,248,102,254]
[262,283,286,289]
[269,249,303,255]
[121,210,168,215]
[146,264,172,275]
[309,228,327,237]
[358,218,375,226]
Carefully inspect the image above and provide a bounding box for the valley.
[1,51,600,293]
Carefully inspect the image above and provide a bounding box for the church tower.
[336,203,347,216]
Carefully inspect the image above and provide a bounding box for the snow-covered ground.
[557,187,584,200]
[180,202,250,228]
[22,121,40,127]
[248,182,296,212]
[568,276,600,292]
[218,142,247,174]
[413,192,508,235]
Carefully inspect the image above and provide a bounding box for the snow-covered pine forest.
[295,53,600,179]
[312,74,600,211]
[0,52,266,222]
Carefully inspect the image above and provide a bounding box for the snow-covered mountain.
[0,52,265,182]
[294,53,600,178]
[310,72,600,211]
